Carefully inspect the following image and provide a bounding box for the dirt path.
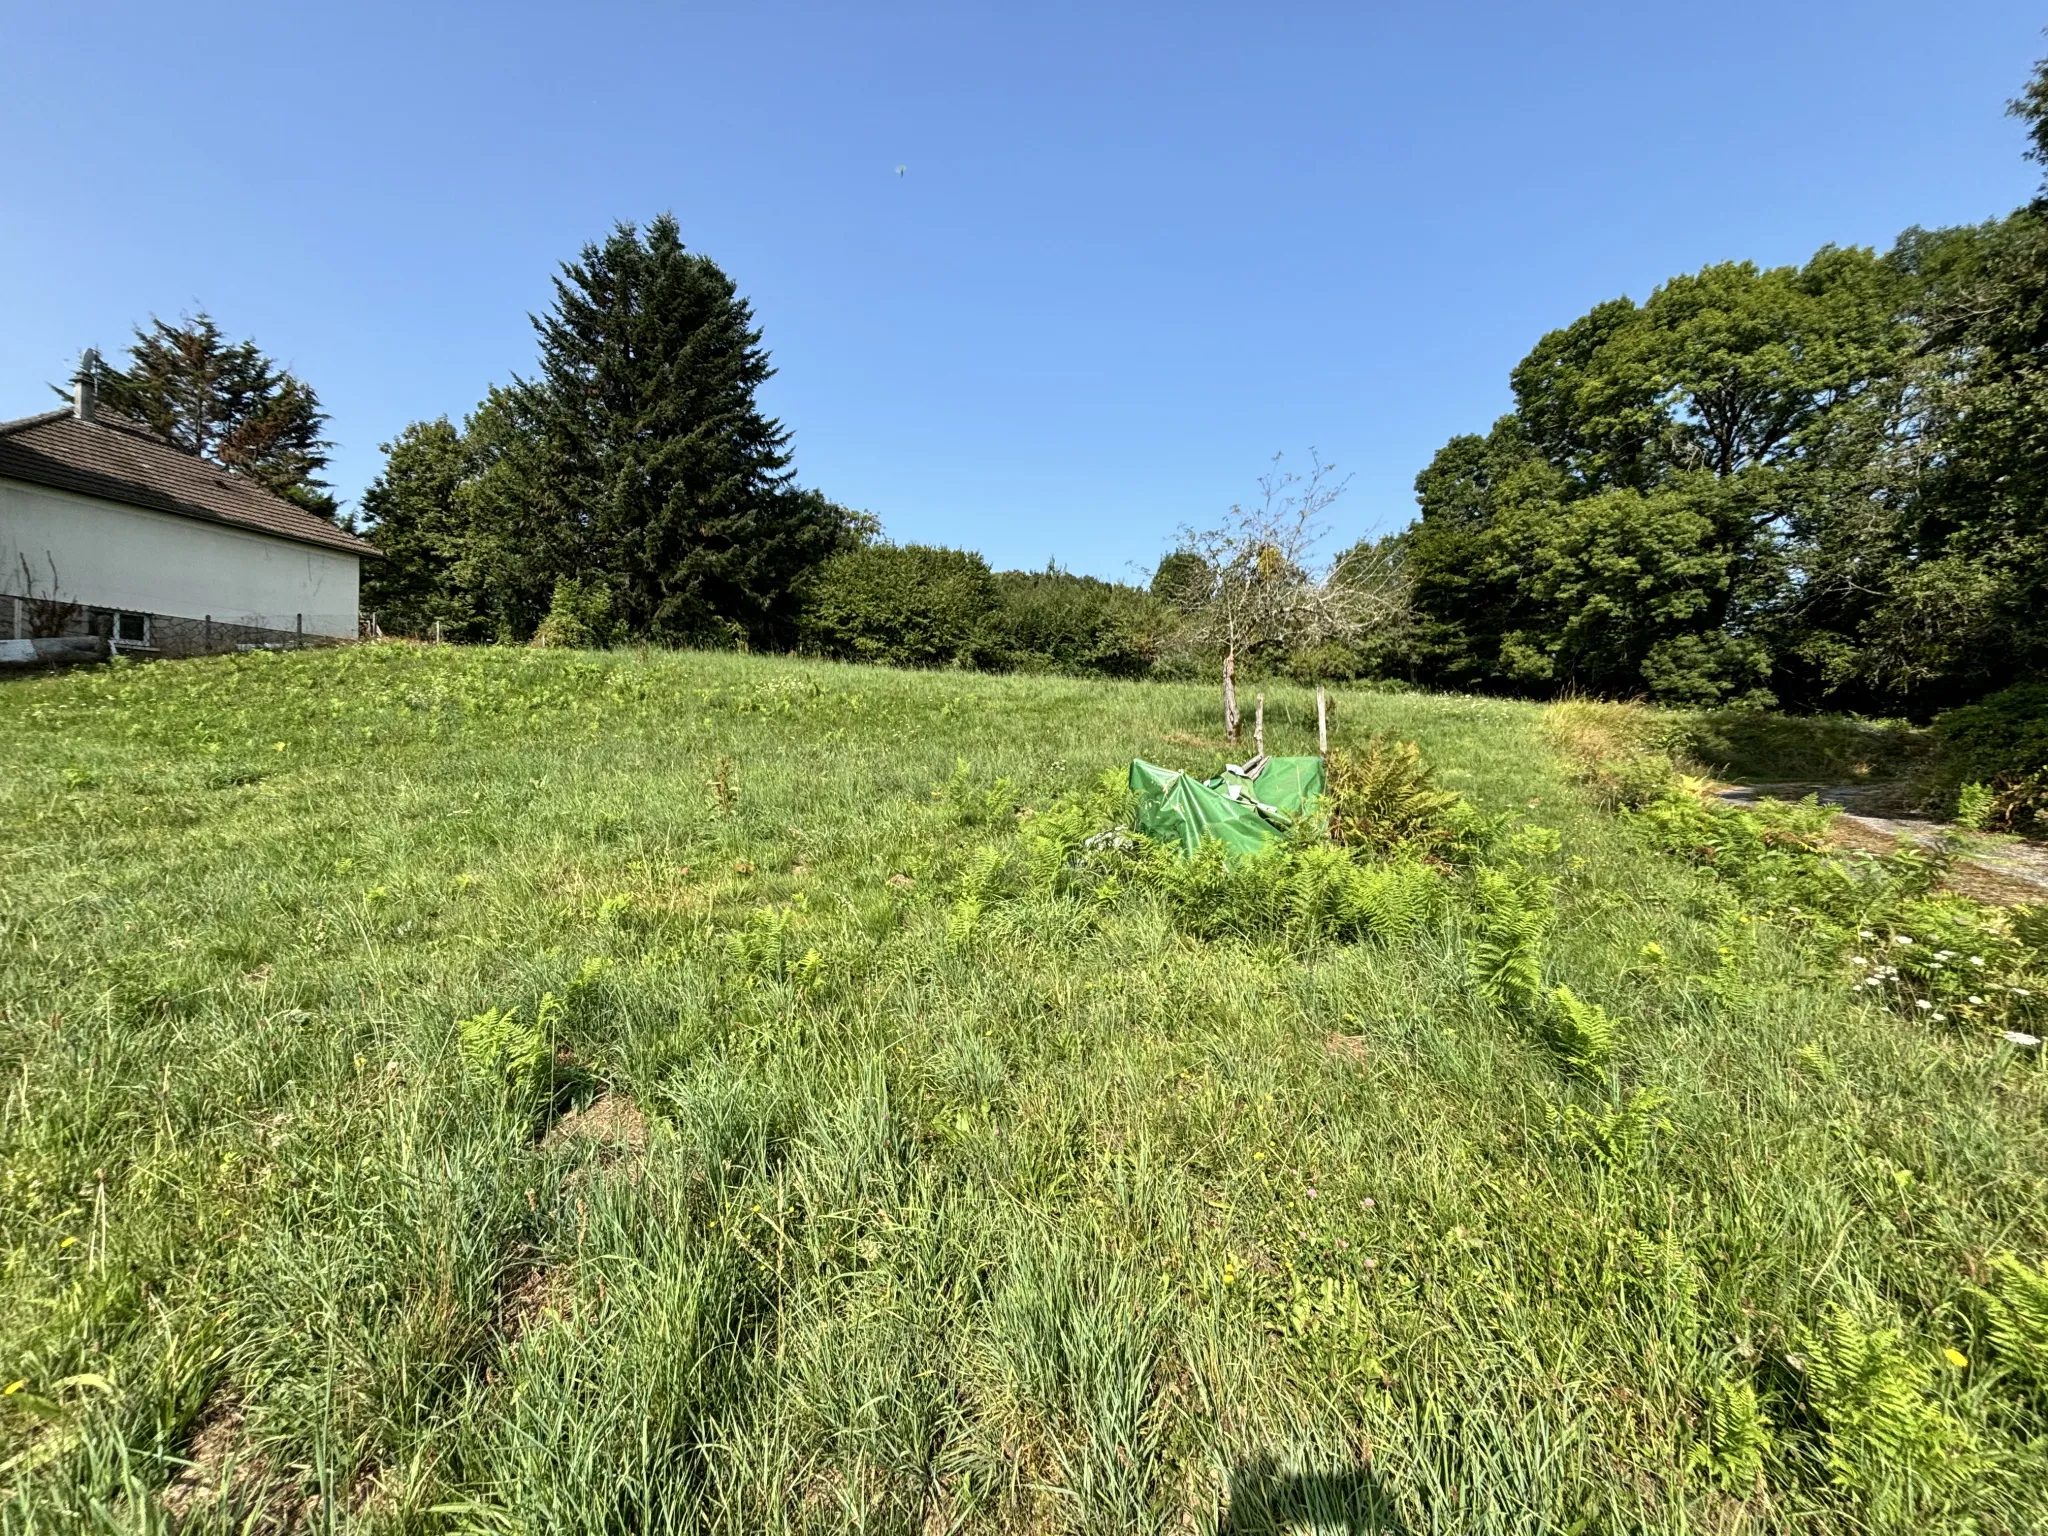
[1713,783,2048,903]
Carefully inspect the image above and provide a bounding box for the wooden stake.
[1316,686,1328,755]
[1222,651,1240,744]
[1254,693,1266,758]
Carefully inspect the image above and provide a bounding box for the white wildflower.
[1915,1000,1934,1011]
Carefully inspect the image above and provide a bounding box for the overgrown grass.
[3,644,2046,1534]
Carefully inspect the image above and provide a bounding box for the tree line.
[66,52,2048,724]
[1385,57,2048,717]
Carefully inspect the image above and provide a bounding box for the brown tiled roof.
[0,408,378,558]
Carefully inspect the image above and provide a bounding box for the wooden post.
[204,615,212,652]
[296,612,304,648]
[1254,693,1266,758]
[1316,686,1328,755]
[433,619,443,645]
[1222,651,1240,744]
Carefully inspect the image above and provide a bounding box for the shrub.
[532,577,620,648]
[983,568,1163,678]
[801,544,998,667]
[1924,683,2048,833]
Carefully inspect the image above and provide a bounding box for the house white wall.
[0,476,360,636]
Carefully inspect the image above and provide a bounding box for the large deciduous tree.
[96,312,338,519]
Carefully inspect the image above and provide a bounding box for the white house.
[0,375,377,659]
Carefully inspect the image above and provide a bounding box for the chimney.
[72,349,100,422]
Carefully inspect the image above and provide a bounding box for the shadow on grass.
[1219,1454,1410,1534]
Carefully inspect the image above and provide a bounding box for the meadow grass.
[1,644,2044,1534]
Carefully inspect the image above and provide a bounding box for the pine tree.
[97,312,338,519]
[356,418,476,637]
[494,215,845,644]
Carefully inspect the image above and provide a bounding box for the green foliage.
[360,217,858,645]
[802,544,998,668]
[1144,839,1441,947]
[1925,683,2048,834]
[456,996,557,1095]
[1974,1252,2048,1397]
[1800,1304,1978,1508]
[1467,865,1551,1015]
[357,417,478,636]
[934,759,1017,827]
[1398,64,2048,714]
[1681,707,1926,785]
[1547,1084,1670,1169]
[1955,781,1997,832]
[947,845,1012,946]
[1544,984,1618,1079]
[984,567,1163,678]
[726,904,821,990]
[11,650,2048,1530]
[1689,1376,1774,1494]
[531,577,620,650]
[94,312,337,518]
[1324,735,1470,859]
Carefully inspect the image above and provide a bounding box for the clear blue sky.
[2,2,2042,580]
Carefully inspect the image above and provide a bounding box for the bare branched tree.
[1162,452,1408,743]
[17,554,81,639]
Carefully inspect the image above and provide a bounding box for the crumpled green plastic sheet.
[1129,755,1326,858]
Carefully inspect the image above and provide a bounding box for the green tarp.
[1129,755,1326,858]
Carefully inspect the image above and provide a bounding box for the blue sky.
[2,2,2042,580]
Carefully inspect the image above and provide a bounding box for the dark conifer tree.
[500,215,844,644]
[96,312,339,518]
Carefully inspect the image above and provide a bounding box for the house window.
[113,612,151,648]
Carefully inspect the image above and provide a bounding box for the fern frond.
[1688,1376,1773,1493]
[1800,1303,1978,1502]
[1547,985,1619,1078]
[1977,1251,2048,1393]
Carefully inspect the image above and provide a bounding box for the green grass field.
[3,645,2046,1534]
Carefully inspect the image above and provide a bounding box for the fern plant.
[1548,1085,1669,1169]
[1974,1251,2048,1396]
[1325,735,1469,859]
[1468,865,1551,1017]
[456,994,556,1095]
[726,904,822,991]
[1546,985,1619,1079]
[1800,1303,1979,1507]
[948,845,1012,945]
[1688,1376,1774,1494]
